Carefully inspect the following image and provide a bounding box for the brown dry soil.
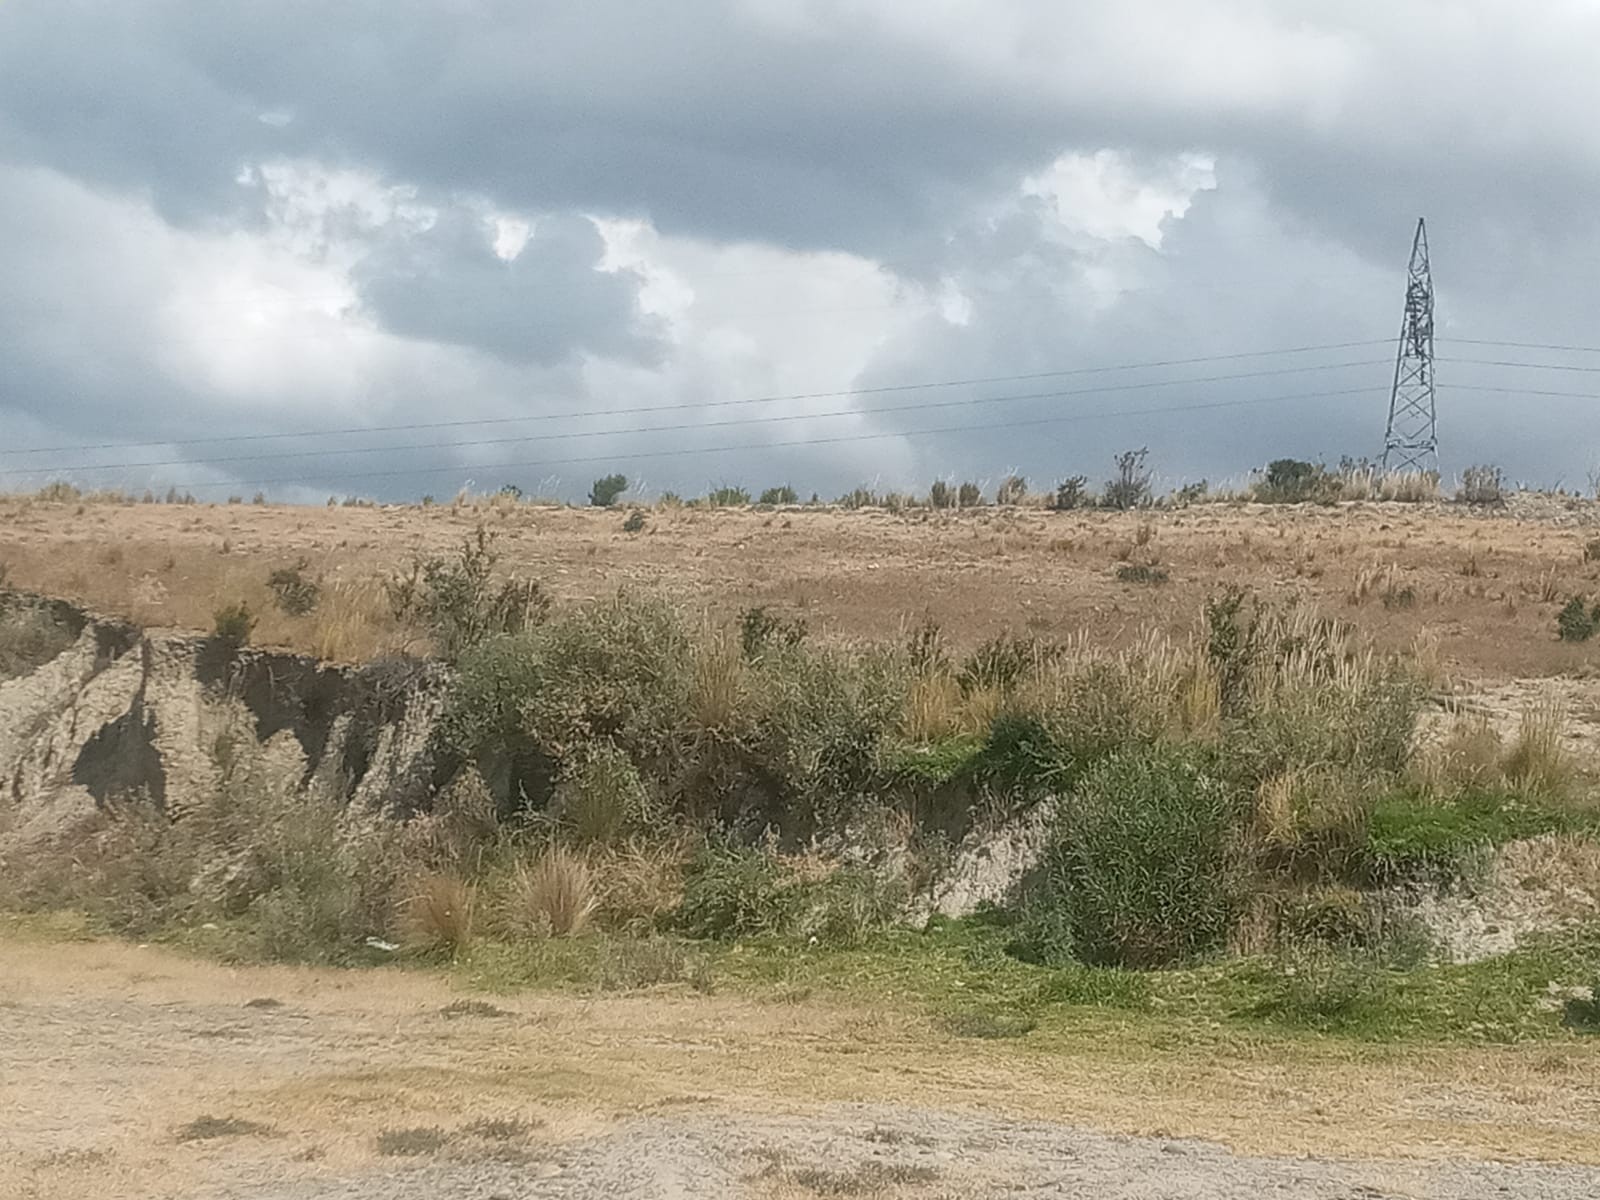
[5,933,1600,1200]
[3,496,1600,677]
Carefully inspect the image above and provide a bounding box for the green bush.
[837,486,879,509]
[676,845,798,939]
[928,480,955,509]
[957,481,982,508]
[621,509,647,533]
[1114,563,1168,585]
[1102,448,1151,510]
[705,485,750,507]
[738,605,807,658]
[1049,476,1090,510]
[588,474,628,507]
[387,528,550,661]
[212,602,256,647]
[758,484,799,506]
[551,742,655,843]
[1556,596,1599,643]
[995,475,1027,506]
[266,562,320,616]
[1013,747,1245,968]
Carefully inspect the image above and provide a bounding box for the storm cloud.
[2,1,1597,500]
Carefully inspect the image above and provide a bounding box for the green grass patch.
[1366,788,1599,882]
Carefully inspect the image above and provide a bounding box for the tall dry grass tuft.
[689,629,746,733]
[510,845,597,937]
[310,578,413,661]
[1375,470,1440,503]
[900,671,966,741]
[402,872,476,953]
[1417,714,1505,795]
[1502,693,1573,797]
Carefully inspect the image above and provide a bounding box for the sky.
[3,0,1599,503]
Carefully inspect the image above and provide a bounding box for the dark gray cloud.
[1,1,1598,499]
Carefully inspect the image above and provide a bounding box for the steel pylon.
[1382,218,1438,474]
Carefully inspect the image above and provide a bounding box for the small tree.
[928,480,955,509]
[758,484,799,506]
[995,475,1027,506]
[1103,448,1152,510]
[588,474,628,508]
[1049,476,1090,510]
[957,481,983,508]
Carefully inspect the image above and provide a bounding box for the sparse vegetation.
[759,484,800,506]
[1457,464,1507,506]
[211,601,256,647]
[265,561,320,616]
[386,528,549,660]
[588,473,628,508]
[1102,448,1151,510]
[1049,476,1091,510]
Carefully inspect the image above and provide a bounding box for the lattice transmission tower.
[1382,217,1438,473]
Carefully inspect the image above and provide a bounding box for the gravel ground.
[216,1106,1600,1200]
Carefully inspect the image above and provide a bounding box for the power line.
[1440,357,1600,374]
[1438,337,1600,355]
[0,359,1391,479]
[0,338,1393,460]
[151,385,1385,493]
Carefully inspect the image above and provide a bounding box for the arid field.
[4,492,1600,1199]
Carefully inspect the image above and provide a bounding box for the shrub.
[957,481,982,508]
[738,605,807,658]
[837,486,878,509]
[1173,480,1209,506]
[1013,747,1245,968]
[1256,458,1321,504]
[1457,464,1506,506]
[928,480,955,509]
[212,602,256,647]
[1114,564,1168,585]
[387,528,549,661]
[588,473,628,507]
[758,484,799,506]
[1584,537,1600,564]
[621,509,648,533]
[994,475,1027,506]
[677,844,798,939]
[705,485,750,507]
[1556,596,1599,643]
[266,562,321,616]
[509,845,597,937]
[498,483,523,500]
[1049,476,1090,510]
[1102,448,1151,510]
[551,743,653,843]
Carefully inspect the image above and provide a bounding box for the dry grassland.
[3,496,1600,682]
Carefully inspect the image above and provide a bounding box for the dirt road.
[4,934,1600,1199]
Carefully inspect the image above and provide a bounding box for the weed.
[551,744,653,843]
[1103,447,1152,510]
[1049,475,1090,510]
[622,508,648,533]
[211,602,256,647]
[463,1117,535,1141]
[376,1127,451,1157]
[1556,596,1599,643]
[175,1116,275,1143]
[994,475,1027,506]
[940,1010,1036,1039]
[596,936,713,991]
[677,845,797,940]
[387,528,549,661]
[1457,464,1507,506]
[785,1162,941,1195]
[588,473,628,507]
[1114,563,1168,585]
[706,485,751,507]
[265,561,320,616]
[759,484,800,506]
[439,999,509,1018]
[739,605,807,658]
